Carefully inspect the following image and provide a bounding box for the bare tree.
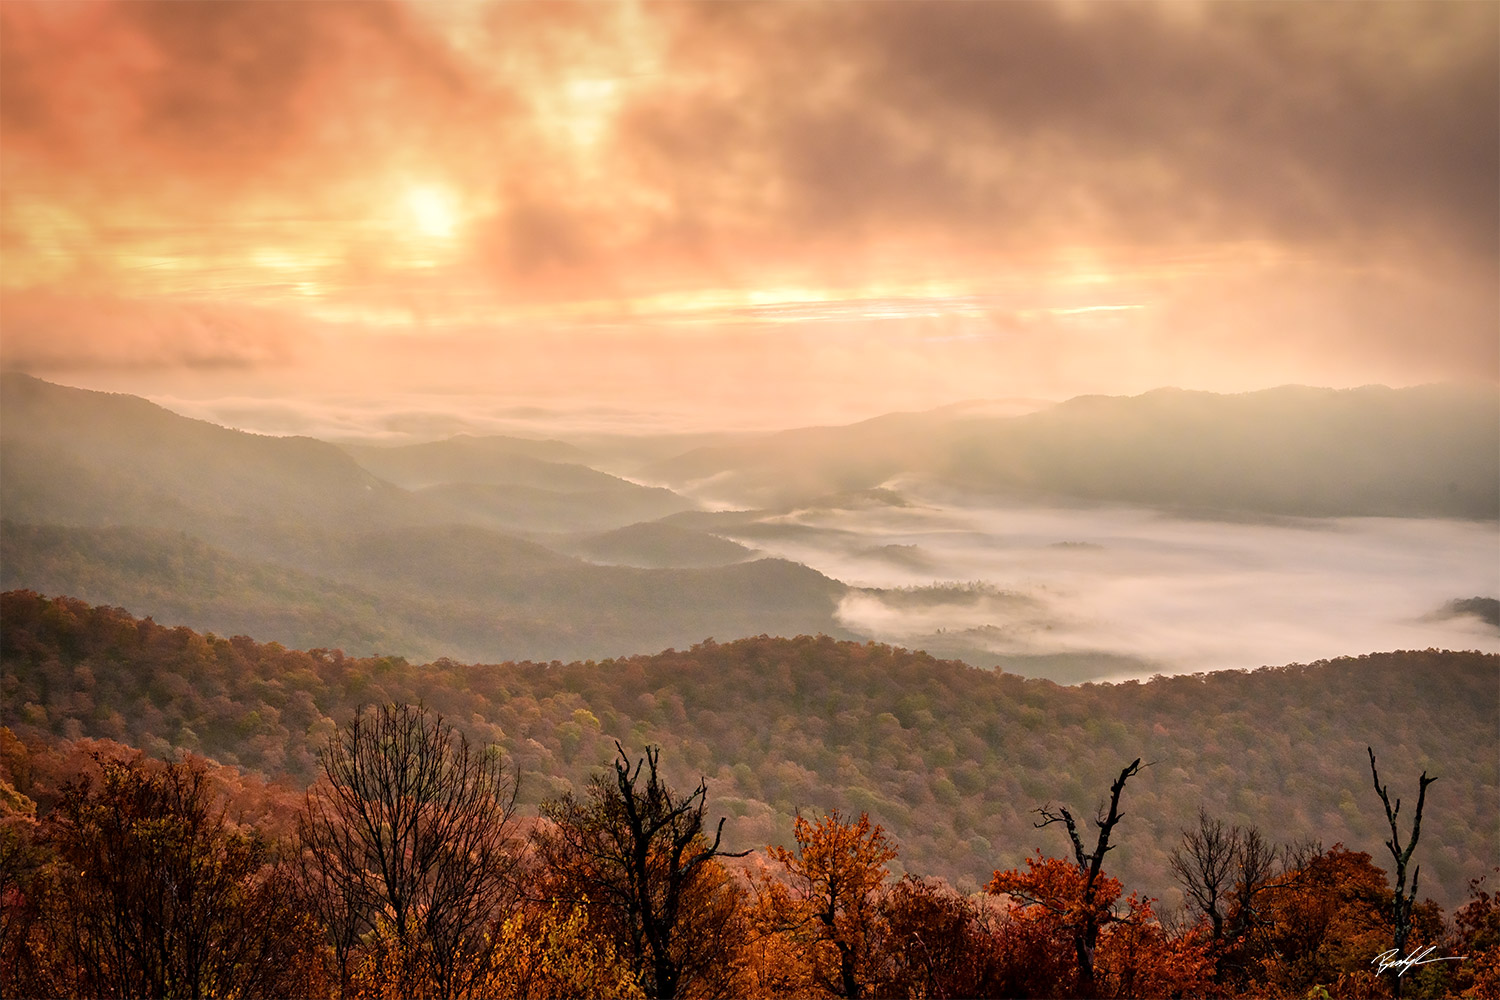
[1170,807,1238,943]
[298,703,521,1000]
[1170,810,1302,984]
[1033,757,1143,994]
[1368,746,1436,999]
[534,742,748,1000]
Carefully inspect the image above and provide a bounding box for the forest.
[2,590,1497,998]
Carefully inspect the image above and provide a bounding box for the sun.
[405,185,458,239]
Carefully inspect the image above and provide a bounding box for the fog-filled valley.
[3,373,1495,681]
[7,376,1495,997]
[6,4,1499,995]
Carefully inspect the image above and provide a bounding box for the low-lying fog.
[86,384,1500,680]
[719,487,1500,677]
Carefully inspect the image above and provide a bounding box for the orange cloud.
[1,0,1494,405]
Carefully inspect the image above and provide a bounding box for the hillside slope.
[648,383,1500,517]
[3,591,1493,911]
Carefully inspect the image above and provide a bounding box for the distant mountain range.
[646,383,1500,517]
[1,373,1494,669]
[0,374,846,661]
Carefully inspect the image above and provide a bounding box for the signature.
[1371,946,1466,978]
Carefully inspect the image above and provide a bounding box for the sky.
[2,0,1497,433]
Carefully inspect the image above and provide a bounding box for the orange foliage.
[760,811,897,998]
[989,853,1214,998]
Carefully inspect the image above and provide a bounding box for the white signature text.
[1371,946,1466,978]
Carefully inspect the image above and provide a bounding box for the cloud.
[0,291,308,371]
[1,1,1494,399]
[626,1,1497,258]
[0,1,471,199]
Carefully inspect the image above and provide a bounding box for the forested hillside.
[3,591,1493,914]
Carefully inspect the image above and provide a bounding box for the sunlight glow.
[406,186,458,239]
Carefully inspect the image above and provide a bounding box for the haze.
[1,1,1496,681]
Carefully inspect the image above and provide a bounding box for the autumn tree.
[1368,746,1436,999]
[17,751,321,998]
[1169,808,1291,984]
[1449,869,1500,997]
[0,737,44,998]
[988,757,1142,996]
[1094,890,1214,1000]
[869,875,1007,999]
[760,810,898,999]
[1170,807,1238,943]
[477,898,646,1000]
[1253,843,1448,997]
[533,742,747,1000]
[298,703,521,1000]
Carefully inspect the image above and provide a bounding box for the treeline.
[1,711,1496,998]
[2,591,1494,913]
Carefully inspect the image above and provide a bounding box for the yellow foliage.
[480,900,645,1000]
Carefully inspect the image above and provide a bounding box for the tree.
[1450,869,1500,998]
[297,703,520,1000]
[1368,746,1436,999]
[1094,891,1214,1000]
[761,810,898,998]
[1256,843,1410,997]
[1169,809,1292,984]
[20,751,321,998]
[870,875,1006,999]
[533,742,747,1000]
[989,757,1142,995]
[477,898,646,1000]
[1169,807,1238,943]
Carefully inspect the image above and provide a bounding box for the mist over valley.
[3,373,1494,682]
[3,5,1499,993]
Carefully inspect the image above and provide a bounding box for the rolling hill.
[646,383,1500,518]
[3,590,1494,913]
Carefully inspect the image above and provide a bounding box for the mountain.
[344,437,626,491]
[415,482,693,534]
[5,375,1492,672]
[646,383,1500,518]
[343,434,696,534]
[565,522,756,568]
[0,520,850,663]
[342,434,592,482]
[4,590,1495,912]
[0,373,425,544]
[0,375,849,661]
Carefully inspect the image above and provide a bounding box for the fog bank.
[718,490,1500,676]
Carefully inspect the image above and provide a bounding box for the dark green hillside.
[3,590,1493,912]
[0,522,478,660]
